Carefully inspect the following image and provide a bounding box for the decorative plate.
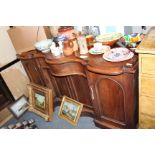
[89,45,111,55]
[89,47,104,55]
[103,47,134,62]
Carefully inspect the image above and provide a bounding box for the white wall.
[0,26,17,67]
[132,26,151,34]
[74,26,125,35]
[75,26,152,35]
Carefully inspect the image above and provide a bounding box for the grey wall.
[124,26,151,34]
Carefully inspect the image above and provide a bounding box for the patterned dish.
[103,47,134,62]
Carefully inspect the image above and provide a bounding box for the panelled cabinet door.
[87,71,127,128]
[18,50,58,99]
[21,59,45,86]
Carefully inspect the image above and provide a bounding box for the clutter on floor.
[1,118,38,129]
[1,106,99,129]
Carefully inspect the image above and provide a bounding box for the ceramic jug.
[63,40,74,56]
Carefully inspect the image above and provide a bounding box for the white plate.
[89,45,110,55]
[103,48,134,62]
[80,55,88,59]
[89,48,104,55]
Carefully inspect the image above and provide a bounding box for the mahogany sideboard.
[17,50,138,129]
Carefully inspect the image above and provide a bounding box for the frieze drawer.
[141,54,155,75]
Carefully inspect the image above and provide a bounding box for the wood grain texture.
[136,27,155,128]
[140,96,155,117]
[141,76,155,97]
[140,114,155,129]
[86,70,138,129]
[18,49,138,128]
[140,54,155,76]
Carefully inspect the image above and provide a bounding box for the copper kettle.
[63,39,74,56]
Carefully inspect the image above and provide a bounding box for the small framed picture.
[58,96,83,126]
[9,95,29,119]
[27,83,53,121]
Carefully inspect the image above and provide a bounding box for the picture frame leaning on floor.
[59,96,83,126]
[27,83,53,121]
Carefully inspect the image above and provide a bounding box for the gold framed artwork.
[58,96,83,126]
[27,83,53,121]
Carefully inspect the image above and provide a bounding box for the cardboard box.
[0,26,17,68]
[1,61,30,100]
[7,26,51,54]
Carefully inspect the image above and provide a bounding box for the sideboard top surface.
[18,47,138,76]
[45,52,138,75]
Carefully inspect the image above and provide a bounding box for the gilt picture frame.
[9,95,29,119]
[27,83,53,121]
[58,96,83,126]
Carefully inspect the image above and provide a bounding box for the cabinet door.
[87,72,126,128]
[21,59,45,86]
[53,75,93,109]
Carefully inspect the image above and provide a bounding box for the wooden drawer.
[141,76,155,97]
[48,62,86,77]
[139,113,155,129]
[140,55,155,75]
[140,96,155,117]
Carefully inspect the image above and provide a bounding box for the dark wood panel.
[95,77,125,123]
[68,75,93,108]
[22,59,45,86]
[47,61,86,77]
[87,66,138,128]
[54,76,73,98]
[18,50,138,128]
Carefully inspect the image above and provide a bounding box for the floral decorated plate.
[103,47,134,62]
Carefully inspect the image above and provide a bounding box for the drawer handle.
[90,87,94,100]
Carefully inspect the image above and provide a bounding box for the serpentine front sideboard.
[17,50,138,129]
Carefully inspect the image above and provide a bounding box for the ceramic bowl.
[35,39,53,53]
[96,32,122,46]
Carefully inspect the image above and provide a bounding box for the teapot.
[63,39,74,56]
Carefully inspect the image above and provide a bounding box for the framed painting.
[58,96,83,126]
[9,95,29,119]
[27,83,53,121]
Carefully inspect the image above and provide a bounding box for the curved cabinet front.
[18,51,138,128]
[87,70,138,129]
[46,61,86,77]
[46,59,94,116]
